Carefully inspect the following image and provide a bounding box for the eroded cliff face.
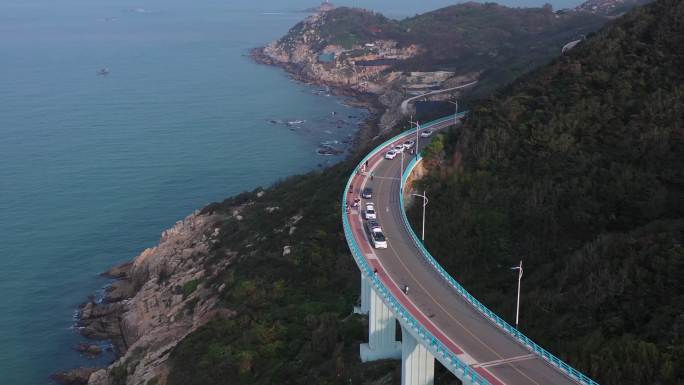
[254,8,478,132]
[80,212,235,385]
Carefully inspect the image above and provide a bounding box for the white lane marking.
[474,354,537,368]
[457,353,478,366]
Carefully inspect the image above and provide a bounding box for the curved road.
[346,121,581,385]
[400,81,478,115]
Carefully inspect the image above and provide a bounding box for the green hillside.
[411,0,684,383]
[167,163,385,385]
[397,3,602,73]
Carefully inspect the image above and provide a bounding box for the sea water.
[0,0,584,383]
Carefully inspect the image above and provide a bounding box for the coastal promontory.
[252,2,609,129]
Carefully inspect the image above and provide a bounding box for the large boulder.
[51,368,97,385]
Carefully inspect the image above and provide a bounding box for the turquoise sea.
[0,0,583,384]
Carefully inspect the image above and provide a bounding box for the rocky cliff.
[75,211,236,385]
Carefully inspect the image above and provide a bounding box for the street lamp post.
[410,118,420,160]
[511,260,523,329]
[410,191,428,242]
[400,147,405,177]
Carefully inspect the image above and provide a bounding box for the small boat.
[97,67,110,76]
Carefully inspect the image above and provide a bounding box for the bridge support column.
[360,287,401,361]
[401,326,435,385]
[354,273,370,315]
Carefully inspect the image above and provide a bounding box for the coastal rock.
[317,144,344,156]
[79,302,125,350]
[51,368,97,385]
[82,212,237,385]
[105,280,135,303]
[102,262,133,279]
[75,344,103,357]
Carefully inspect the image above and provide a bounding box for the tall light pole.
[410,191,428,242]
[410,118,420,160]
[511,260,523,329]
[447,99,458,125]
[400,146,405,177]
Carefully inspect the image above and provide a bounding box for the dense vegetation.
[409,1,684,384]
[399,3,602,75]
[167,152,395,384]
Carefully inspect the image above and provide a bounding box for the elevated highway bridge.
[342,114,598,385]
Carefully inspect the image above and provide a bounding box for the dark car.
[367,220,381,230]
[362,187,373,199]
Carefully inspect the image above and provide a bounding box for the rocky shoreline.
[58,212,240,385]
[249,44,406,132]
[250,46,386,146]
[77,263,133,355]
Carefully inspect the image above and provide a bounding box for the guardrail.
[399,152,599,385]
[341,114,490,385]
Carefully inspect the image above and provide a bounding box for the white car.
[365,220,387,249]
[420,130,433,138]
[364,204,377,220]
[369,228,387,249]
[402,140,415,149]
[385,150,398,159]
[393,145,405,153]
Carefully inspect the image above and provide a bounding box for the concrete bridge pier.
[401,326,435,385]
[354,273,371,315]
[360,287,401,361]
